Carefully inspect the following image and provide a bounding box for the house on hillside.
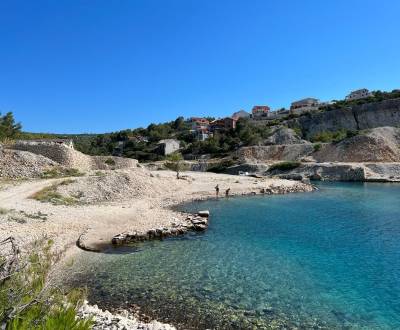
[345,89,373,101]
[267,108,290,119]
[210,117,237,132]
[157,139,180,156]
[232,110,250,120]
[290,98,320,114]
[251,105,270,119]
[190,117,211,141]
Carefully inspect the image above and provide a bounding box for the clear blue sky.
[1,0,399,133]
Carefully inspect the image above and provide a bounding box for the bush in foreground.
[0,237,92,329]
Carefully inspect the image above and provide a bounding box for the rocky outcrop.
[223,163,269,175]
[313,127,400,162]
[237,144,314,162]
[264,127,309,145]
[287,98,400,139]
[111,212,209,245]
[268,162,400,182]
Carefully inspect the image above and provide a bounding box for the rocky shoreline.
[111,211,209,245]
[78,301,176,330]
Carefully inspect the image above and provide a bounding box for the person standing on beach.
[225,188,230,197]
[215,184,219,197]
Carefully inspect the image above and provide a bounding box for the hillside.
[286,98,400,139]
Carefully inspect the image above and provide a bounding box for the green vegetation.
[31,180,78,205]
[0,237,92,329]
[292,127,303,137]
[164,152,186,178]
[185,119,271,156]
[311,129,347,143]
[93,171,106,177]
[321,89,400,111]
[104,157,116,166]
[268,161,301,172]
[41,167,84,179]
[311,129,359,143]
[207,159,236,173]
[313,143,322,152]
[0,112,22,142]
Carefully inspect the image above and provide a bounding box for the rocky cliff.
[313,127,400,162]
[286,98,400,139]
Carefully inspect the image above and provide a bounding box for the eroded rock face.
[265,162,400,182]
[264,127,309,145]
[314,127,400,162]
[287,98,400,139]
[237,144,314,162]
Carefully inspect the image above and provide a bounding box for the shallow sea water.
[66,182,400,329]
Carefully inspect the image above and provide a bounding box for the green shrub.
[310,129,348,143]
[30,181,78,205]
[293,127,303,137]
[268,161,301,172]
[94,171,106,177]
[346,130,359,138]
[313,143,322,152]
[164,153,188,178]
[207,159,235,173]
[104,158,116,166]
[64,168,85,177]
[0,238,93,329]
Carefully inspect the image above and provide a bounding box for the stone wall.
[12,141,93,170]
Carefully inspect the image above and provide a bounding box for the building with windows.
[251,105,270,119]
[290,98,320,114]
[190,117,211,141]
[210,117,237,132]
[345,89,373,101]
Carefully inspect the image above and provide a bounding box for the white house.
[345,89,373,101]
[157,139,180,156]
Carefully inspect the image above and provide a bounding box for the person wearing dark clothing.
[215,184,220,197]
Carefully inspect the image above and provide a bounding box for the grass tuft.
[42,167,85,179]
[30,181,78,205]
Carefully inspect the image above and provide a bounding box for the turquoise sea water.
[67,182,400,329]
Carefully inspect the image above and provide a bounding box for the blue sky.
[1,0,399,133]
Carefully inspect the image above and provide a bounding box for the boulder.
[198,210,210,217]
